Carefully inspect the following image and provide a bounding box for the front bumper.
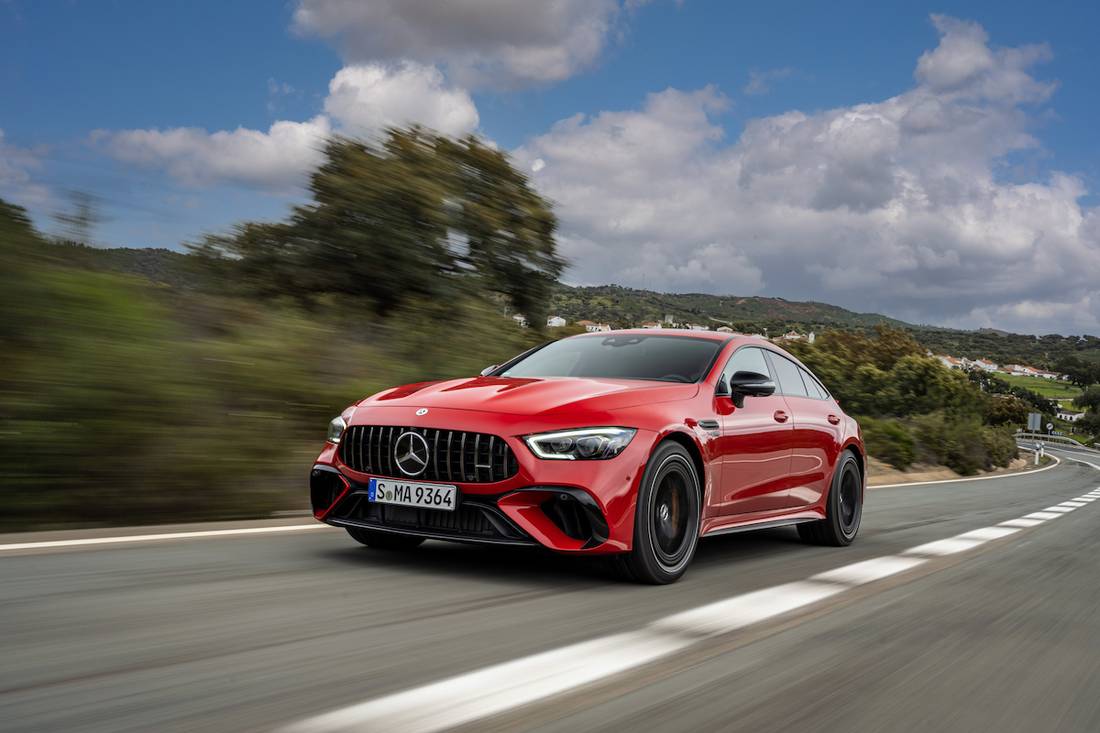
[311,415,656,553]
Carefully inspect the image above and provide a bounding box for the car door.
[715,346,795,516]
[765,352,843,509]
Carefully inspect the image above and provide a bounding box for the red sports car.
[311,330,864,583]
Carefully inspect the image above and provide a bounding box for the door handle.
[827,414,841,425]
[773,410,789,423]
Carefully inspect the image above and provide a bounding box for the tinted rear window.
[501,335,723,383]
[769,353,809,397]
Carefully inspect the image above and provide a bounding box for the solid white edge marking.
[0,524,326,552]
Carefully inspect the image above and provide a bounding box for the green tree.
[1075,386,1100,413]
[198,128,564,321]
[1056,356,1100,389]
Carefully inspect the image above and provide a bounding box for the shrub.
[861,417,916,470]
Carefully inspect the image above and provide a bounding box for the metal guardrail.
[1015,432,1100,454]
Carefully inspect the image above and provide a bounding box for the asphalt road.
[2,450,1099,733]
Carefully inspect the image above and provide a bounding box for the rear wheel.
[617,442,701,584]
[798,450,862,546]
[345,527,425,550]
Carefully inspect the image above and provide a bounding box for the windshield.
[500,334,724,383]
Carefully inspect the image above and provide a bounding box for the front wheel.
[798,450,863,546]
[345,527,425,550]
[616,442,702,584]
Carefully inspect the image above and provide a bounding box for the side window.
[769,353,809,398]
[721,347,771,388]
[800,367,829,400]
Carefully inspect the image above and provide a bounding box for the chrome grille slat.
[342,425,517,484]
[459,432,467,482]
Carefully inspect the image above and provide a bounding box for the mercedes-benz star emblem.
[415,408,428,416]
[394,431,430,476]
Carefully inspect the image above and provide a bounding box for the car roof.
[566,328,735,342]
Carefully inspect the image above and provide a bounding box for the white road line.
[651,580,847,637]
[0,524,326,552]
[999,518,1045,528]
[956,526,1020,541]
[283,478,1098,733]
[811,555,926,586]
[1023,511,1063,520]
[282,630,693,733]
[904,537,986,557]
[1058,501,1087,508]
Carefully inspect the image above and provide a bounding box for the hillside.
[47,243,1100,369]
[550,284,908,331]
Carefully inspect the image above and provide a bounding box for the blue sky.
[2,1,1099,334]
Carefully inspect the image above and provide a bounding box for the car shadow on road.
[319,527,814,586]
[320,541,615,587]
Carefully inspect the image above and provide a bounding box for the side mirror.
[721,370,776,407]
[480,365,499,377]
[729,370,776,396]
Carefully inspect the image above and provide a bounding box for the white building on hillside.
[1057,409,1085,423]
[546,315,566,328]
[512,314,528,328]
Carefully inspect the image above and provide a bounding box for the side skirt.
[702,515,820,538]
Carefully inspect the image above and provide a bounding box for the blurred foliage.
[0,131,550,529]
[193,129,563,324]
[786,328,1021,473]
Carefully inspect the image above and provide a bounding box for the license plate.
[368,478,457,512]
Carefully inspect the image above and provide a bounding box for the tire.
[616,441,702,584]
[345,527,425,550]
[797,450,863,546]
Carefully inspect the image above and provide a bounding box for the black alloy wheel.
[617,441,702,584]
[798,450,863,546]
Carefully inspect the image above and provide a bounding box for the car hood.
[358,376,699,418]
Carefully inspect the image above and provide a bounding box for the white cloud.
[516,16,1100,334]
[0,129,50,207]
[291,0,623,88]
[324,62,478,138]
[94,116,332,190]
[96,61,479,190]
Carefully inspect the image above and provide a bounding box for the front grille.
[340,426,519,483]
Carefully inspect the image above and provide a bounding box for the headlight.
[327,416,347,444]
[523,427,636,460]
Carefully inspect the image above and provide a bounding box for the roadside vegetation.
[784,328,1029,474]
[1,127,1094,530]
[0,130,552,530]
